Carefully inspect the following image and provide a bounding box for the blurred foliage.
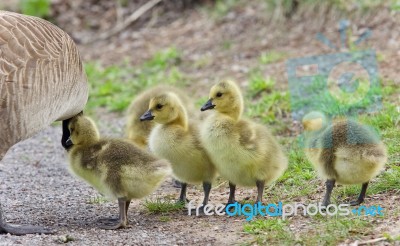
[259,51,287,65]
[19,0,50,18]
[85,47,185,113]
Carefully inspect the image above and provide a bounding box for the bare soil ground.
[0,1,399,245]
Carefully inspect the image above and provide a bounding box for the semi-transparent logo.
[286,20,382,146]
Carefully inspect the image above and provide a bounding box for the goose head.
[201,79,244,121]
[140,92,188,128]
[67,113,100,147]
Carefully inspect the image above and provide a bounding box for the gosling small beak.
[201,99,215,111]
[65,137,73,148]
[140,110,155,121]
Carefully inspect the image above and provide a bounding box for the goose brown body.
[0,11,88,159]
[0,11,88,235]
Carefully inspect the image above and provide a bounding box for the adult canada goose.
[66,113,171,229]
[126,85,195,149]
[302,111,387,206]
[0,11,88,235]
[200,79,288,204]
[140,92,216,206]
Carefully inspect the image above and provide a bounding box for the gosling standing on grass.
[302,111,387,206]
[64,113,171,229]
[140,92,217,206]
[200,79,288,204]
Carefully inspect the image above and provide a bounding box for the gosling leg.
[322,179,335,207]
[256,180,265,203]
[98,200,131,224]
[0,203,53,235]
[350,182,368,206]
[190,182,212,214]
[177,182,188,204]
[201,182,212,206]
[99,198,128,230]
[224,182,237,211]
[227,182,236,204]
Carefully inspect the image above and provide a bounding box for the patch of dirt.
[0,124,252,245]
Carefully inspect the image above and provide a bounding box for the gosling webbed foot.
[225,200,240,212]
[349,182,368,206]
[98,219,127,230]
[97,217,121,224]
[177,182,189,205]
[349,199,364,206]
[176,198,190,205]
[98,197,129,230]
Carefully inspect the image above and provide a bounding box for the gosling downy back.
[126,85,195,148]
[302,112,387,184]
[0,11,88,158]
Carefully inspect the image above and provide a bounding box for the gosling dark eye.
[156,104,163,110]
[216,92,223,98]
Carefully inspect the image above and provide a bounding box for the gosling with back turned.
[140,92,217,206]
[302,111,387,206]
[200,79,288,204]
[66,113,171,229]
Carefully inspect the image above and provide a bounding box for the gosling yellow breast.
[200,79,288,187]
[142,92,216,184]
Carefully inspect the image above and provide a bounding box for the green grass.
[85,47,185,113]
[392,0,400,11]
[246,89,290,125]
[245,74,290,133]
[304,216,373,245]
[143,198,185,214]
[246,71,290,126]
[244,219,295,245]
[244,216,374,245]
[290,75,384,118]
[20,0,50,18]
[270,145,317,201]
[247,71,276,97]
